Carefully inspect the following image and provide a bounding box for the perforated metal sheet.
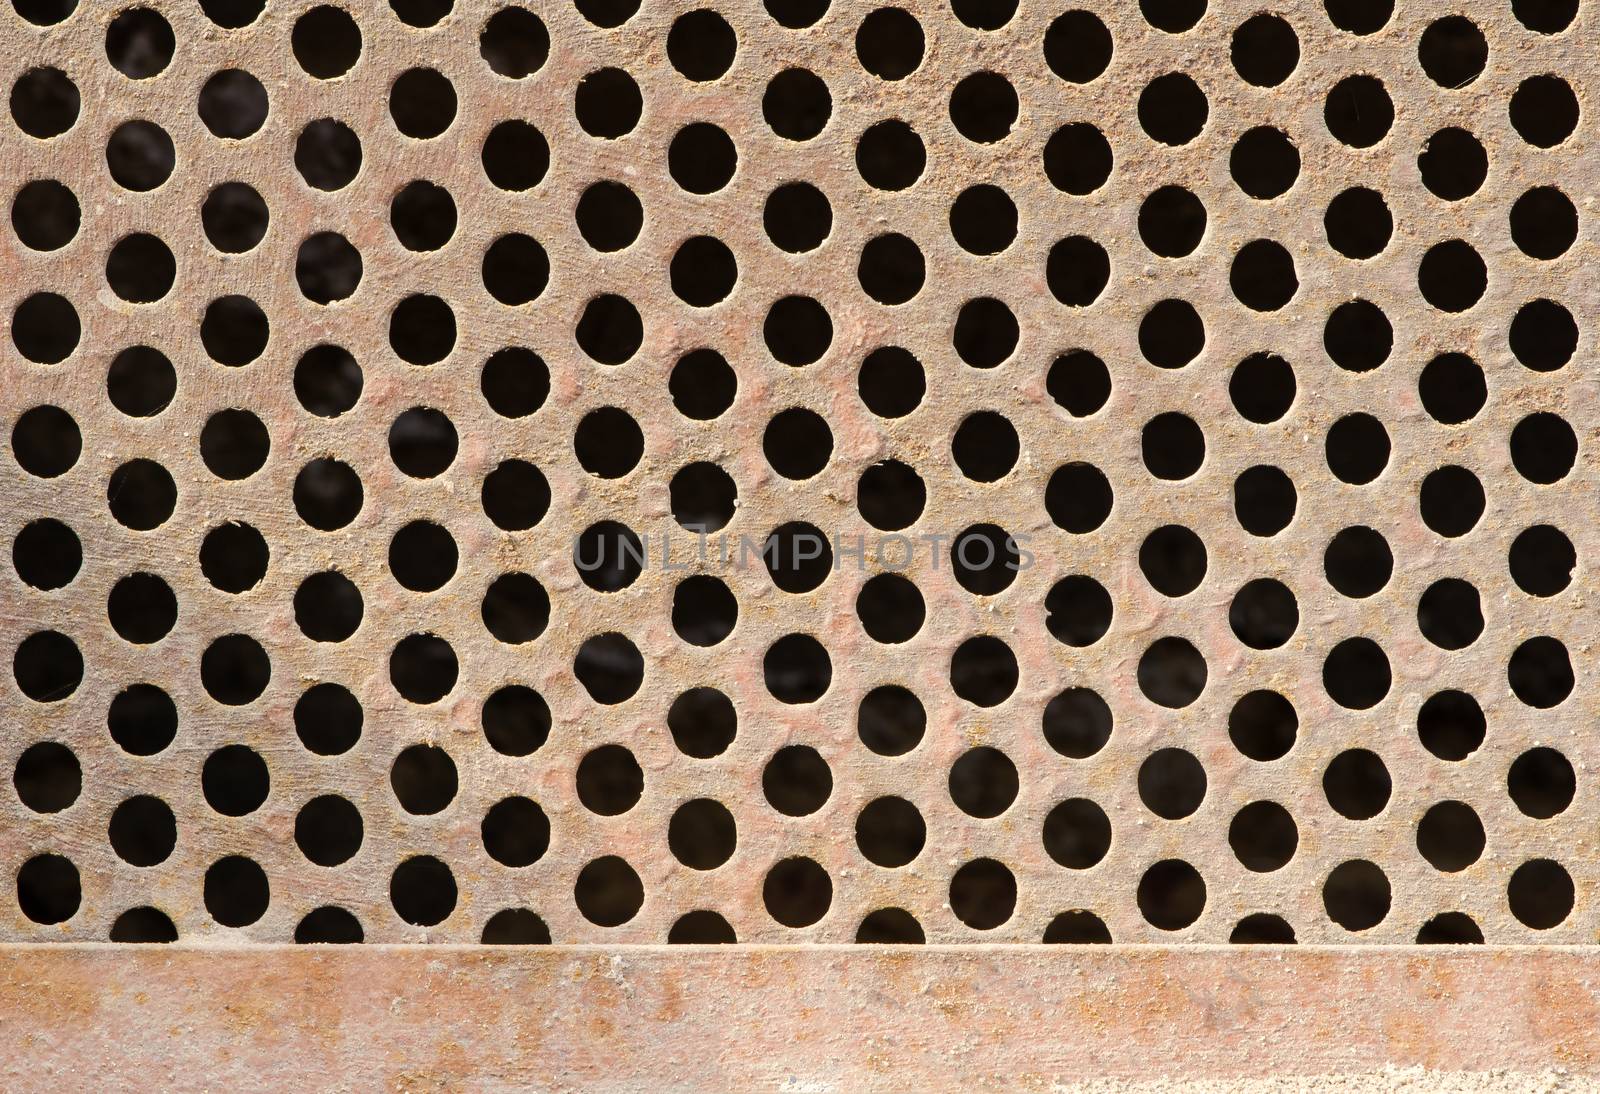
[2,0,1595,944]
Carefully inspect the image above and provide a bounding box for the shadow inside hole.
[574,633,645,703]
[949,858,1016,929]
[949,747,1018,818]
[294,682,363,756]
[858,686,925,756]
[483,908,551,945]
[1229,690,1297,761]
[669,910,735,944]
[668,687,737,758]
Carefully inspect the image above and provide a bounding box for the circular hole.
[390,855,457,926]
[1510,76,1578,148]
[763,634,832,704]
[856,909,922,944]
[481,459,550,531]
[858,346,923,418]
[1417,801,1484,872]
[13,630,82,703]
[201,182,268,254]
[105,119,174,191]
[668,9,735,81]
[388,633,459,704]
[858,233,924,305]
[201,0,264,26]
[107,345,176,418]
[951,635,1018,707]
[390,67,456,139]
[389,407,458,478]
[482,796,550,867]
[295,683,362,755]
[480,7,548,78]
[856,796,925,868]
[1419,466,1484,538]
[859,685,924,756]
[947,187,1011,255]
[106,232,176,303]
[1324,526,1393,598]
[856,573,924,643]
[574,857,645,926]
[764,857,832,928]
[1325,0,1391,33]
[11,406,80,478]
[1325,187,1391,259]
[1044,123,1112,194]
[765,182,831,251]
[200,408,270,480]
[668,122,736,194]
[575,181,641,251]
[10,67,79,139]
[672,235,738,307]
[481,232,549,306]
[1323,748,1391,819]
[1510,525,1575,597]
[390,180,457,251]
[574,633,645,703]
[108,572,177,644]
[1046,911,1112,943]
[481,346,547,418]
[1235,465,1296,536]
[295,118,361,190]
[1415,913,1482,945]
[1231,915,1297,944]
[1325,75,1393,147]
[1419,240,1486,312]
[12,179,79,250]
[203,857,268,921]
[954,524,1021,597]
[391,744,458,815]
[1138,72,1207,145]
[1419,16,1486,89]
[294,795,363,866]
[1142,0,1204,32]
[1229,689,1297,762]
[202,744,269,815]
[1230,239,1297,311]
[1048,350,1110,416]
[1512,186,1578,261]
[18,854,79,924]
[199,521,268,594]
[574,521,643,592]
[950,71,1017,143]
[111,907,179,943]
[1138,636,1207,708]
[1323,637,1390,709]
[1230,125,1299,200]
[294,571,363,643]
[293,5,361,79]
[672,575,737,646]
[1326,412,1389,484]
[1323,860,1390,931]
[574,407,643,479]
[12,518,81,591]
[1138,748,1206,819]
[13,0,76,24]
[668,798,736,870]
[576,744,643,815]
[954,297,1019,369]
[1046,574,1112,646]
[669,687,737,759]
[90,811,159,874]
[295,907,362,944]
[856,460,925,531]
[574,294,643,364]
[1418,127,1486,200]
[1138,860,1205,930]
[1509,747,1576,818]
[953,410,1020,480]
[1508,859,1574,930]
[1230,353,1294,423]
[1046,462,1114,534]
[1511,299,1577,372]
[950,858,1016,930]
[856,119,924,190]
[1139,525,1206,597]
[1139,299,1205,368]
[13,741,79,813]
[574,68,643,139]
[1418,353,1485,424]
[1418,578,1483,650]
[761,522,831,594]
[764,742,838,818]
[1047,236,1110,307]
[1514,0,1577,33]
[483,686,549,756]
[1232,13,1298,86]
[292,458,363,531]
[764,407,833,480]
[1229,801,1297,872]
[11,293,80,364]
[1045,10,1112,83]
[482,120,548,190]
[1141,412,1205,480]
[199,69,268,140]
[949,746,1018,818]
[1229,578,1298,649]
[107,458,177,530]
[857,8,923,79]
[108,683,177,755]
[1043,798,1111,868]
[670,462,736,532]
[1139,186,1205,258]
[201,295,269,366]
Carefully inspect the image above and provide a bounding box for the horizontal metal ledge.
[2,945,1594,1090]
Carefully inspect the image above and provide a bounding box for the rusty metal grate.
[1,0,1593,945]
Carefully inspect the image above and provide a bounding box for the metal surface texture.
[2,0,1596,948]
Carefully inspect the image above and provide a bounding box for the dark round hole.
[859,685,925,756]
[1510,525,1575,597]
[764,69,831,141]
[672,235,738,307]
[672,574,738,647]
[107,572,177,644]
[1044,123,1113,194]
[1138,748,1207,819]
[391,744,458,815]
[1139,185,1206,258]
[668,122,736,194]
[765,181,832,251]
[388,633,459,704]
[295,118,361,191]
[1141,412,1205,480]
[1046,462,1114,534]
[1230,126,1300,199]
[1043,798,1111,869]
[1140,525,1207,598]
[950,71,1017,143]
[1324,526,1393,598]
[954,297,1019,368]
[201,294,270,366]
[480,6,548,78]
[1323,860,1390,931]
[1322,637,1391,709]
[11,405,80,478]
[574,180,642,251]
[481,459,550,531]
[859,346,924,417]
[950,635,1018,707]
[481,796,550,867]
[1418,689,1484,761]
[293,5,361,79]
[1229,690,1297,762]
[1232,13,1298,86]
[18,854,79,924]
[202,744,269,816]
[575,294,643,364]
[390,855,457,926]
[1418,126,1486,200]
[1046,574,1112,646]
[1229,801,1298,872]
[576,744,643,815]
[953,410,1020,481]
[1045,10,1112,83]
[106,232,176,303]
[1323,748,1391,819]
[10,67,79,139]
[108,683,177,755]
[668,9,735,81]
[1325,412,1389,484]
[482,119,548,191]
[857,8,924,81]
[1049,350,1110,416]
[668,798,736,870]
[856,796,925,868]
[483,685,550,757]
[670,687,737,759]
[763,856,832,927]
[1510,75,1578,148]
[764,407,833,479]
[763,634,832,704]
[1138,636,1206,708]
[575,856,645,927]
[949,858,1016,929]
[856,119,925,190]
[574,407,643,478]
[856,573,924,643]
[1417,801,1484,872]
[11,179,79,250]
[11,518,81,591]
[1138,299,1205,368]
[949,746,1019,818]
[1419,466,1484,538]
[1324,187,1391,259]
[203,854,270,927]
[1325,74,1393,146]
[389,67,456,139]
[295,683,362,756]
[574,633,645,704]
[13,741,79,813]
[295,794,363,867]
[1137,860,1205,930]
[1508,859,1574,929]
[1138,72,1208,146]
[199,69,268,140]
